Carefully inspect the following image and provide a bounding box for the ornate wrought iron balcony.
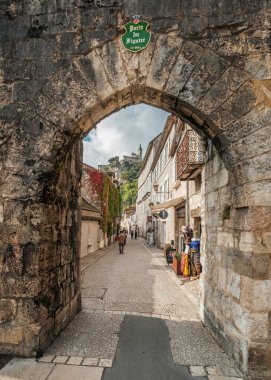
[176,130,205,180]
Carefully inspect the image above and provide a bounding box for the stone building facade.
[137,115,204,251]
[121,206,137,234]
[137,133,161,238]
[80,197,102,257]
[0,1,270,378]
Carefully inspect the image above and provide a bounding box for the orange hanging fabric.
[183,255,189,276]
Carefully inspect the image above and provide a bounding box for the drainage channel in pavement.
[103,314,201,380]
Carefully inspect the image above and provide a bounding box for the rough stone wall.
[201,149,271,380]
[0,140,82,355]
[0,0,270,377]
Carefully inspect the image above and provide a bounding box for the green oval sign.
[121,20,151,53]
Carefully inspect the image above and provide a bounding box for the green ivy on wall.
[86,168,122,237]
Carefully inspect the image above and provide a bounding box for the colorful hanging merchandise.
[183,254,190,277]
[180,252,187,274]
[181,226,194,277]
[182,226,193,245]
[190,238,201,279]
[180,227,201,280]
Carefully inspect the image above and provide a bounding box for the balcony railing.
[176,130,205,180]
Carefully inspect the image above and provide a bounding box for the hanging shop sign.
[121,15,151,53]
[159,210,168,219]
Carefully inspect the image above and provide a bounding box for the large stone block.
[245,53,271,80]
[233,180,271,207]
[248,343,271,372]
[198,67,245,115]
[99,39,130,93]
[0,202,3,223]
[165,41,204,96]
[217,231,235,249]
[227,270,241,300]
[231,206,271,233]
[17,299,48,326]
[146,33,183,91]
[42,64,98,121]
[239,231,271,255]
[231,302,269,340]
[210,83,258,128]
[54,304,70,336]
[78,50,114,100]
[207,191,218,208]
[221,105,271,144]
[0,326,24,345]
[179,48,229,107]
[240,277,271,312]
[231,124,271,162]
[0,299,17,323]
[217,267,227,292]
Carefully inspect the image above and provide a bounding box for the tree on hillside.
[121,161,142,182]
[119,160,141,209]
[120,180,138,209]
[108,156,119,164]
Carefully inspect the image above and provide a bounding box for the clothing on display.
[180,228,201,279]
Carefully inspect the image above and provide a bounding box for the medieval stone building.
[0,1,270,378]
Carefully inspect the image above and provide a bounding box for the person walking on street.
[131,230,134,239]
[124,229,127,245]
[117,230,125,254]
[134,229,137,239]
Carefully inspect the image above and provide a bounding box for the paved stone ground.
[0,239,243,380]
[0,355,14,370]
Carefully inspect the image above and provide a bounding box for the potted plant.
[173,252,182,275]
[165,244,175,264]
[164,243,173,258]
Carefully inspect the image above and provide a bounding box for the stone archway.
[0,1,270,378]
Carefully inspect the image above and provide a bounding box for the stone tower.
[138,144,143,160]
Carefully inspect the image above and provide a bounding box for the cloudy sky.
[83,104,169,168]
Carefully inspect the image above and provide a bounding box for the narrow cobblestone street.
[0,239,243,380]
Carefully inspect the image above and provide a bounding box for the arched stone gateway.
[0,1,270,378]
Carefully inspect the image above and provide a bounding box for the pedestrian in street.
[134,229,137,239]
[131,230,134,239]
[124,229,127,245]
[117,230,125,254]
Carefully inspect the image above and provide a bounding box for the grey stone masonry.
[0,1,270,379]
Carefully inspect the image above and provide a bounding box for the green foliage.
[120,180,138,209]
[101,174,121,237]
[120,161,141,209]
[174,252,181,261]
[108,156,119,164]
[121,161,142,182]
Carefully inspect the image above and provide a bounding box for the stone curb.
[189,365,243,379]
[38,355,113,368]
[37,358,243,379]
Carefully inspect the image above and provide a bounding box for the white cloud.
[83,104,169,168]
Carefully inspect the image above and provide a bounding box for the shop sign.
[121,16,151,53]
[159,210,168,219]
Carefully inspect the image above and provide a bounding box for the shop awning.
[150,197,184,212]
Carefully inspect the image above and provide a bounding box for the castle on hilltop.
[98,144,143,185]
